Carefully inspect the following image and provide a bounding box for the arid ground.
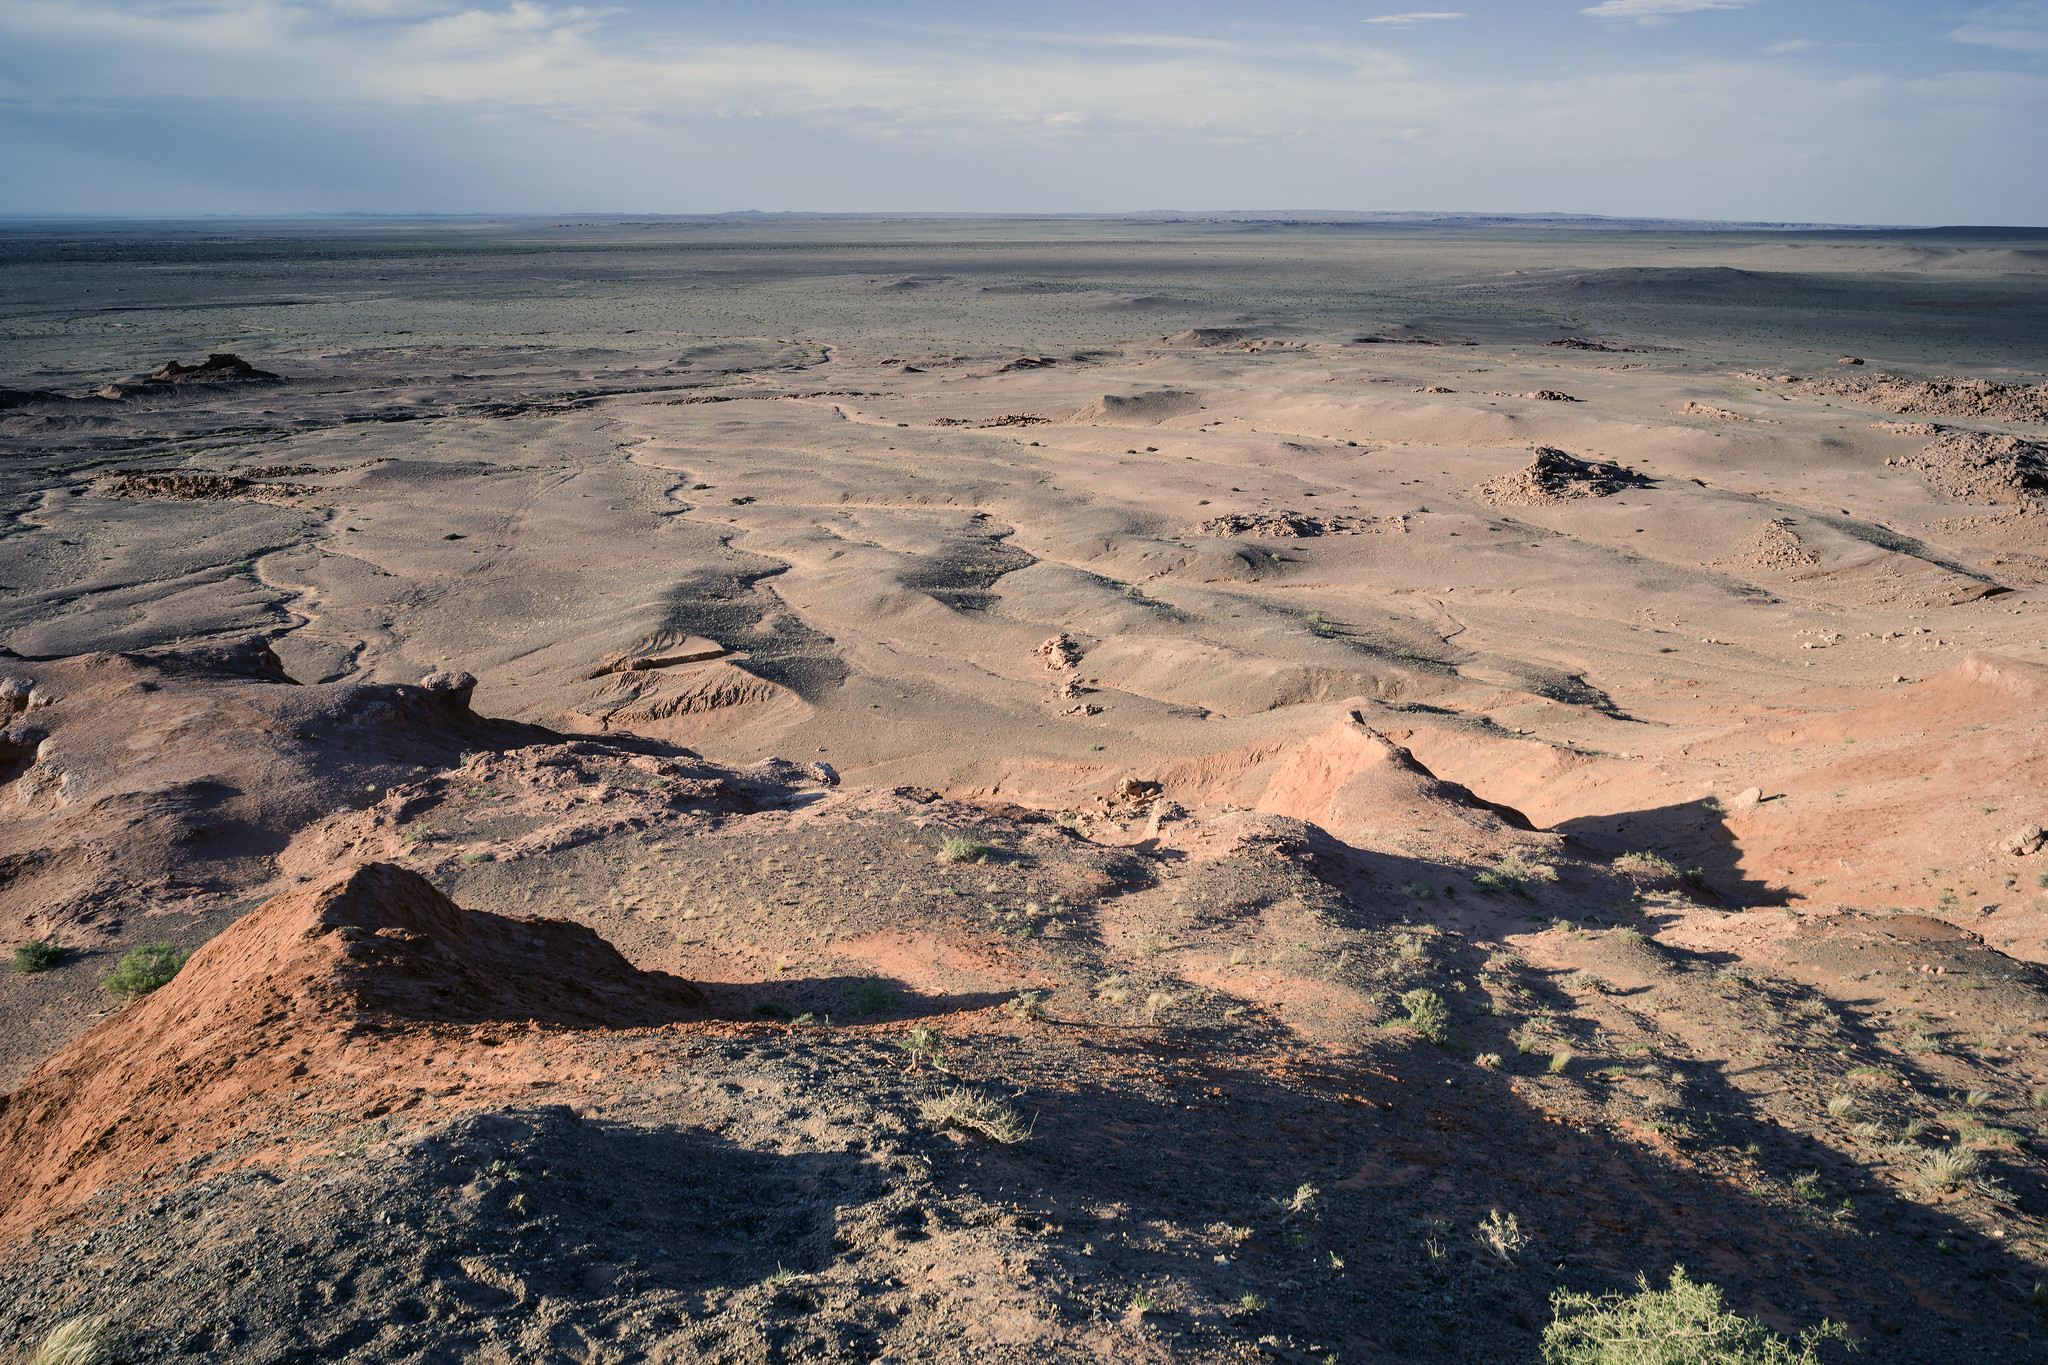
[1,215,2046,1363]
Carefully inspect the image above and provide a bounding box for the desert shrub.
[1614,850,1679,878]
[936,835,993,864]
[848,976,898,1015]
[1825,1094,1857,1120]
[1564,971,1611,995]
[1006,990,1048,1022]
[751,1001,794,1019]
[1399,988,1450,1044]
[1475,1052,1503,1069]
[1474,1208,1527,1265]
[1144,991,1179,1021]
[13,939,63,973]
[1680,866,1713,895]
[899,1024,944,1070]
[1268,1182,1319,1217]
[104,943,187,999]
[1912,1144,1983,1194]
[27,1316,116,1365]
[1548,1050,1573,1075]
[919,1088,1029,1144]
[1544,1264,1850,1365]
[1472,868,1529,898]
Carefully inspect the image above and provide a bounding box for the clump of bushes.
[12,939,64,973]
[1396,987,1449,1044]
[1543,1264,1850,1364]
[103,943,188,1000]
[936,836,994,864]
[848,975,898,1016]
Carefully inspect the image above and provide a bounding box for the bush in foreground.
[1544,1264,1852,1365]
[103,943,189,1000]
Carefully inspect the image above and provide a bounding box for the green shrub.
[1544,1264,1850,1364]
[849,975,898,1015]
[937,835,993,864]
[1614,850,1679,878]
[751,1001,794,1020]
[899,1024,945,1070]
[1472,868,1528,898]
[103,943,188,1000]
[1399,988,1449,1044]
[13,939,63,973]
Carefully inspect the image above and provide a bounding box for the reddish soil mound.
[1257,712,1533,836]
[0,862,702,1242]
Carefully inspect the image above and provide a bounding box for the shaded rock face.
[147,353,279,384]
[0,862,704,1240]
[89,353,282,399]
[304,862,707,1026]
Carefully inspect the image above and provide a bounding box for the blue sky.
[2,1,2045,222]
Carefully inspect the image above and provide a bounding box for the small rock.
[1998,824,2045,857]
[1837,357,1865,365]
[1733,787,1764,806]
[418,671,477,710]
[807,761,839,787]
[1036,634,1084,671]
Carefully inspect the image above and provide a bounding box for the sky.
[1,1,2045,223]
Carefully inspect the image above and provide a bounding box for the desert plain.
[0,214,2046,1363]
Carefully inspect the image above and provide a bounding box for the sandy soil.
[2,216,2047,1362]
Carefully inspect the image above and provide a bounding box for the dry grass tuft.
[919,1088,1030,1144]
[27,1317,115,1365]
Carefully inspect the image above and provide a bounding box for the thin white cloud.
[1764,38,1817,54]
[1363,11,1467,22]
[1581,0,1750,17]
[1951,2,2048,53]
